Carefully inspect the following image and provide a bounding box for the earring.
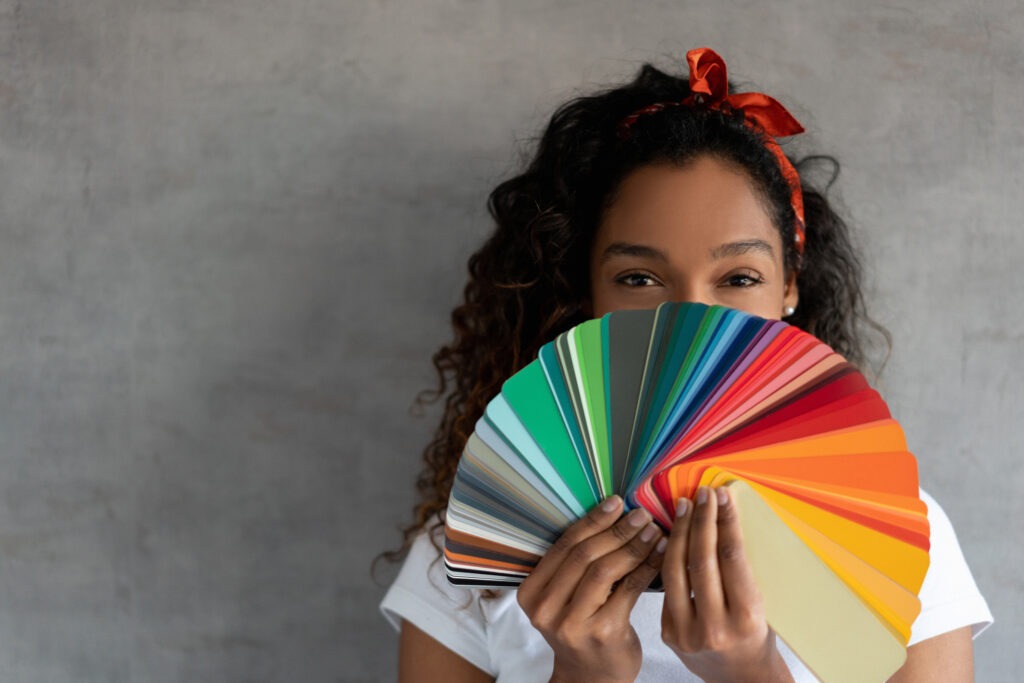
[784,306,796,317]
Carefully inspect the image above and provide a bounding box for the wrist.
[680,632,794,683]
[549,662,635,683]
[549,674,633,683]
[699,646,793,683]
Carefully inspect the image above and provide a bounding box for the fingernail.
[626,508,648,527]
[640,523,658,543]
[675,498,690,518]
[655,537,668,554]
[696,487,709,505]
[600,495,621,512]
[717,488,730,506]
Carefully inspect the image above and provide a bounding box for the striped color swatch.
[443,302,930,682]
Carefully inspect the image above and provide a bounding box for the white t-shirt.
[380,489,992,682]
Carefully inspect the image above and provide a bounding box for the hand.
[516,495,666,683]
[660,486,793,683]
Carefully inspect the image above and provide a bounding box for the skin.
[398,156,975,682]
[587,156,798,320]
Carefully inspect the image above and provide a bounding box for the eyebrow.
[709,239,776,260]
[599,242,668,264]
[600,239,775,264]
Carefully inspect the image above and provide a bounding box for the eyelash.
[615,271,661,288]
[614,271,766,288]
[722,272,766,288]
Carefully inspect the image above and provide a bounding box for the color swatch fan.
[443,302,930,683]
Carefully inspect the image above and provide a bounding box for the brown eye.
[616,272,659,287]
[723,272,765,288]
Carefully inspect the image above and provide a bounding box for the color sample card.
[443,302,930,682]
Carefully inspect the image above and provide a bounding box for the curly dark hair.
[383,60,890,562]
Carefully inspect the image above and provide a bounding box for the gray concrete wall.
[0,1,1019,681]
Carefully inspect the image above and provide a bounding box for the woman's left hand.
[660,486,794,683]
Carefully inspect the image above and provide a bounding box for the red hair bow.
[619,47,807,255]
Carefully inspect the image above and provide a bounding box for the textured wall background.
[0,1,1019,681]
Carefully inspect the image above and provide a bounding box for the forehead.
[596,157,781,257]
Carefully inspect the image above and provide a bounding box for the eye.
[615,271,661,288]
[721,271,766,288]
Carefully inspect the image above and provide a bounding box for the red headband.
[617,47,807,255]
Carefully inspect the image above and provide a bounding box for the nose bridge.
[670,278,715,307]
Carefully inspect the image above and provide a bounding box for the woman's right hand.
[516,495,666,683]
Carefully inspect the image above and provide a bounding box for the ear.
[783,270,799,315]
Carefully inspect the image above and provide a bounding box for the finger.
[603,530,668,620]
[714,487,762,616]
[661,496,695,624]
[519,495,623,607]
[687,486,726,621]
[569,521,663,615]
[538,507,653,611]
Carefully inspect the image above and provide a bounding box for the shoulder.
[379,524,499,675]
[380,524,481,627]
[910,489,994,645]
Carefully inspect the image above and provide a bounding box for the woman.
[380,48,992,682]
